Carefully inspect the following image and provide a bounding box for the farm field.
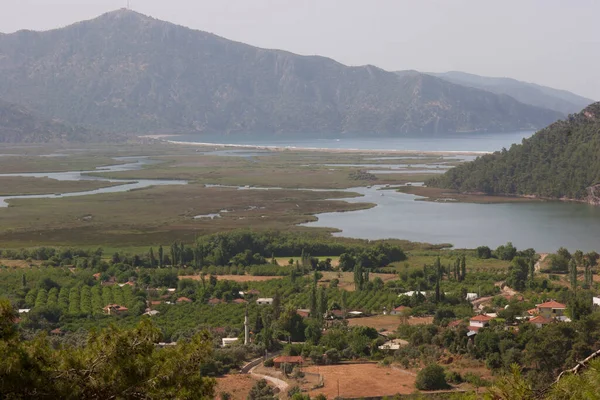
[319,271,398,291]
[214,374,263,400]
[348,315,434,331]
[304,363,417,398]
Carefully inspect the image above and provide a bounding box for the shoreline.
[139,134,491,156]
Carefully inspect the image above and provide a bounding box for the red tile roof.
[447,320,463,328]
[470,314,493,322]
[536,301,566,309]
[529,315,553,325]
[527,308,538,316]
[297,310,310,318]
[394,306,410,312]
[468,325,483,332]
[273,356,304,364]
[233,298,247,304]
[176,297,192,303]
[208,298,222,305]
[103,304,128,312]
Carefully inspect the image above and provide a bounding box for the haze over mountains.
[0,9,591,142]
[429,71,594,115]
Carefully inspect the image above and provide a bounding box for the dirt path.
[535,253,549,272]
[249,365,289,393]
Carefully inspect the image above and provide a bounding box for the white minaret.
[244,307,249,345]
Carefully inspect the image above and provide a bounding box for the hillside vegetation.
[428,103,600,203]
[0,100,94,143]
[0,10,562,137]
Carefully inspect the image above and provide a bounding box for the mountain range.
[429,71,594,115]
[0,9,592,142]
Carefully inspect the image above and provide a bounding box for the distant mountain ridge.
[0,10,568,140]
[428,102,600,205]
[429,71,594,115]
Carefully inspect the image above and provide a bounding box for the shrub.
[263,358,274,367]
[445,370,463,384]
[415,363,449,391]
[248,379,275,400]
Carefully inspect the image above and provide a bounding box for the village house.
[390,305,410,315]
[535,300,568,320]
[208,298,223,305]
[593,296,600,307]
[256,298,274,306]
[143,309,160,316]
[272,356,304,368]
[528,315,553,328]
[468,314,493,335]
[378,338,409,351]
[466,293,479,301]
[296,309,310,318]
[102,304,129,315]
[221,337,239,347]
[398,291,426,298]
[176,297,193,304]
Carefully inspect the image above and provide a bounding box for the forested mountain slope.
[430,71,594,115]
[428,103,600,203]
[0,10,562,136]
[0,100,96,143]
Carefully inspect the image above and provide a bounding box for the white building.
[222,337,239,347]
[593,297,600,307]
[466,293,479,301]
[256,298,274,305]
[398,291,426,298]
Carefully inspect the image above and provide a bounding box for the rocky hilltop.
[0,10,563,139]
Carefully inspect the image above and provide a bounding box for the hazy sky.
[1,0,598,100]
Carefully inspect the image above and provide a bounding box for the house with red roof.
[467,314,493,336]
[529,315,554,328]
[176,297,193,304]
[103,304,129,315]
[536,300,567,319]
[390,306,411,315]
[272,356,304,368]
[208,298,223,305]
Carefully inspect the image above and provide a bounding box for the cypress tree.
[460,255,467,281]
[158,245,163,268]
[569,258,578,290]
[149,248,155,268]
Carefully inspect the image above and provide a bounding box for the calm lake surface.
[301,186,600,253]
[171,131,534,152]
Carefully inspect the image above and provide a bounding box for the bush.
[263,358,274,367]
[415,363,450,391]
[248,379,275,400]
[446,371,463,384]
[476,246,492,259]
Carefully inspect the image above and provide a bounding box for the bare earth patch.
[0,259,42,268]
[214,374,263,400]
[304,364,416,398]
[179,274,284,283]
